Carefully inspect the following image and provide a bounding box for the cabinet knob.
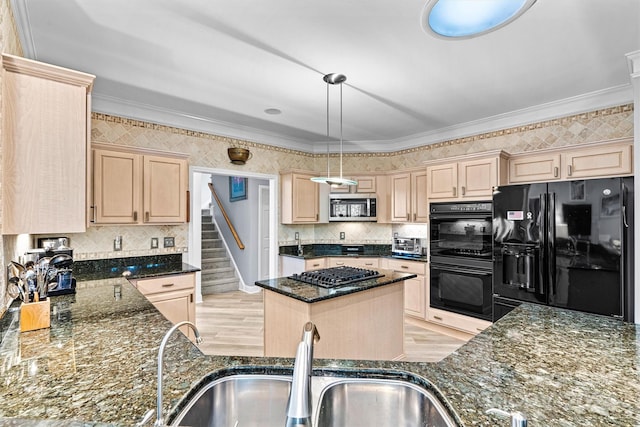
[554,166,559,177]
[567,165,572,176]
[461,186,466,196]
[133,211,138,221]
[452,186,456,197]
[162,283,175,288]
[145,211,150,222]
[433,315,443,321]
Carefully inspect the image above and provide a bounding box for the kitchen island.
[255,268,416,360]
[1,263,640,426]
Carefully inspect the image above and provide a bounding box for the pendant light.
[310,73,358,187]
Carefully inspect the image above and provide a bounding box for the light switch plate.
[163,237,175,248]
[114,236,122,251]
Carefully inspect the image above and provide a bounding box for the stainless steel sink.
[168,373,457,427]
[314,377,457,427]
[168,374,292,426]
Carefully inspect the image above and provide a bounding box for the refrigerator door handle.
[623,205,629,228]
[547,191,556,300]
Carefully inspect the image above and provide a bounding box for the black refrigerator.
[492,177,634,322]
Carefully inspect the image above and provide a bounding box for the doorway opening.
[188,166,278,303]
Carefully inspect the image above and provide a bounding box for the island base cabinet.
[130,273,196,340]
[263,283,404,360]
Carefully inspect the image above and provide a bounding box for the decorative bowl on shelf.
[228,147,252,165]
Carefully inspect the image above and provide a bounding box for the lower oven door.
[430,262,493,321]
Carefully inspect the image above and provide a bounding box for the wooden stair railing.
[208,182,245,250]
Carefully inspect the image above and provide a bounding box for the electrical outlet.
[163,237,175,248]
[114,236,122,251]
[294,232,299,240]
[151,237,159,249]
[340,232,345,240]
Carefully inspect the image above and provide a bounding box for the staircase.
[201,209,240,294]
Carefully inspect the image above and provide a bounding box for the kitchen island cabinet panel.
[263,282,404,360]
[1,54,95,234]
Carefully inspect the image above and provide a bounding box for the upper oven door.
[429,212,493,260]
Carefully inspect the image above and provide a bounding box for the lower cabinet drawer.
[134,273,195,296]
[386,259,427,276]
[427,307,491,335]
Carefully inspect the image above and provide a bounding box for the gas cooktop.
[289,266,384,288]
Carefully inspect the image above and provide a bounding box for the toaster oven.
[392,236,427,257]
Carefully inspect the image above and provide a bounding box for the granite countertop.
[254,269,417,303]
[2,264,640,426]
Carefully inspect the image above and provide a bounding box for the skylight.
[423,0,536,39]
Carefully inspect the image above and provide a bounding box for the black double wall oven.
[429,201,493,321]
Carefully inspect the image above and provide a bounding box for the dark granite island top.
[254,268,417,303]
[1,266,640,425]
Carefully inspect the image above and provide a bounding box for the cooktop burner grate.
[289,266,384,288]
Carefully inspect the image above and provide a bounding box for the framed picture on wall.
[229,176,247,202]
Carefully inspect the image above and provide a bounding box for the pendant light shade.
[310,73,357,187]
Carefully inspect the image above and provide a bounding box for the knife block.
[20,299,51,332]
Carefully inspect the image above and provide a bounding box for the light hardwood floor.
[195,290,466,362]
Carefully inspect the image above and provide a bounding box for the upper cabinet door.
[426,163,458,200]
[143,155,188,223]
[93,149,141,224]
[509,153,562,183]
[281,172,320,224]
[390,172,411,222]
[411,170,429,222]
[563,143,632,179]
[458,157,497,198]
[1,54,94,234]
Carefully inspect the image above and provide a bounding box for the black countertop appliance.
[492,177,634,322]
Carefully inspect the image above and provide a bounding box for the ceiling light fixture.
[311,73,357,187]
[422,0,536,39]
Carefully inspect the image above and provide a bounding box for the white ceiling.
[11,0,640,153]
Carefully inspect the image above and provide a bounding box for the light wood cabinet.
[281,172,321,224]
[389,169,428,223]
[426,152,508,201]
[327,257,379,269]
[385,258,428,319]
[508,152,562,183]
[508,140,633,184]
[130,273,196,339]
[91,145,188,225]
[329,175,377,194]
[1,54,95,234]
[427,307,491,335]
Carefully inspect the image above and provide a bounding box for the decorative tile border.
[93,103,633,159]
